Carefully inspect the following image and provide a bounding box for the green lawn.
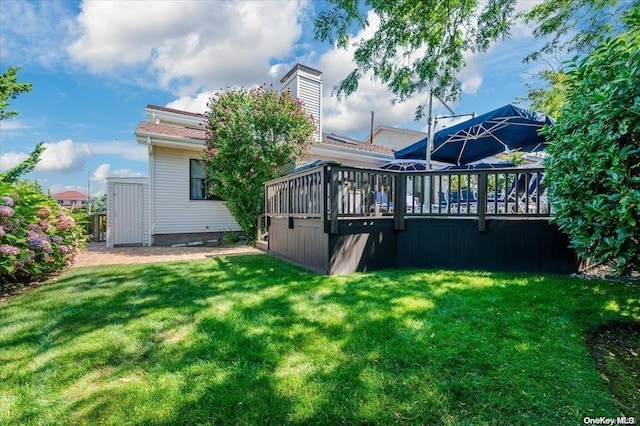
[1,255,637,425]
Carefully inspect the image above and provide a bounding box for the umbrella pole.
[426,91,434,205]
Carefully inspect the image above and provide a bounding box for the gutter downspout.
[147,136,155,246]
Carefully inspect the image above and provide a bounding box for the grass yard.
[1,254,638,425]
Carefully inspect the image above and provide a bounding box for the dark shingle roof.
[322,133,394,155]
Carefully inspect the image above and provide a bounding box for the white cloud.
[142,3,541,139]
[89,140,148,162]
[166,91,215,115]
[3,140,91,175]
[0,152,29,171]
[36,139,91,173]
[89,163,143,197]
[0,119,27,131]
[67,0,310,95]
[92,163,142,182]
[0,0,75,67]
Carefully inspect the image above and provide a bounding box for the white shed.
[106,177,150,247]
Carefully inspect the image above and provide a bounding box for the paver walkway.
[73,242,262,267]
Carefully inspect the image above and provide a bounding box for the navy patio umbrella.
[379,159,427,171]
[440,161,515,170]
[393,137,429,161]
[395,104,553,165]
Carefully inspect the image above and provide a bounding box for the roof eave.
[135,131,206,152]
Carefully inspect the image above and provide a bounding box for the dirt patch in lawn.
[587,321,640,416]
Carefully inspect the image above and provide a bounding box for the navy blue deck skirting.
[267,216,578,275]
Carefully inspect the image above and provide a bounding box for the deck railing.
[264,164,550,232]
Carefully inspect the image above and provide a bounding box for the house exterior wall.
[150,146,240,244]
[106,177,150,248]
[371,128,426,151]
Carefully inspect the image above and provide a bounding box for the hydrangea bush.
[0,180,86,285]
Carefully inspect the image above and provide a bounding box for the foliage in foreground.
[0,66,32,121]
[544,7,640,274]
[314,0,632,119]
[0,180,85,284]
[1,256,637,424]
[203,86,314,241]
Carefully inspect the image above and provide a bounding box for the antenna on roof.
[370,111,374,144]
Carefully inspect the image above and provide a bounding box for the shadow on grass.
[1,256,638,424]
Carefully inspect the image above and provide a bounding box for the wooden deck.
[263,163,578,275]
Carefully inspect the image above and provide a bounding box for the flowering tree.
[203,86,315,241]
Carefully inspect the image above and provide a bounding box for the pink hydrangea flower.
[2,196,14,207]
[56,215,76,231]
[39,220,52,232]
[36,207,51,219]
[58,245,70,254]
[0,226,4,238]
[0,206,14,218]
[29,224,43,233]
[0,244,20,256]
[41,240,52,252]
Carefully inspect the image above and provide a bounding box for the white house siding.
[151,147,240,239]
[367,127,428,151]
[281,77,296,97]
[298,76,322,142]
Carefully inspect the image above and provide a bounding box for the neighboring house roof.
[52,190,88,200]
[322,133,393,155]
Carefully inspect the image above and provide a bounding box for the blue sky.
[1,0,546,196]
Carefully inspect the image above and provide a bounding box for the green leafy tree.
[544,7,640,274]
[1,142,45,183]
[315,0,517,119]
[90,194,107,214]
[522,69,568,118]
[315,0,633,117]
[522,0,634,63]
[0,66,44,183]
[0,66,32,121]
[203,86,315,241]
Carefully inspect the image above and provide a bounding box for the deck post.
[330,166,339,234]
[477,172,488,232]
[393,173,405,231]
